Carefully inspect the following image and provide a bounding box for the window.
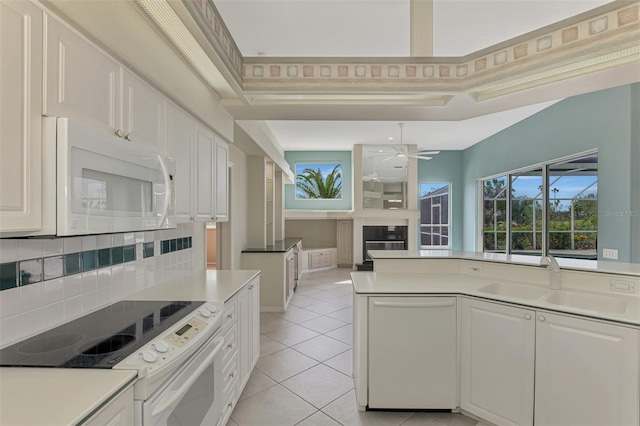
[480,153,598,260]
[295,162,343,200]
[420,183,450,248]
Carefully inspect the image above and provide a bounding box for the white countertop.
[0,368,136,425]
[124,269,260,303]
[351,272,640,327]
[368,250,640,277]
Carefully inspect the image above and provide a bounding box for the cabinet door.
[237,286,251,388]
[369,297,457,409]
[45,15,121,132]
[193,124,214,222]
[213,139,229,222]
[122,71,166,152]
[309,252,322,270]
[250,280,260,367]
[336,220,353,266]
[461,298,535,426]
[535,312,639,426]
[0,1,44,233]
[166,103,194,222]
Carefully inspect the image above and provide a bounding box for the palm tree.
[296,165,342,199]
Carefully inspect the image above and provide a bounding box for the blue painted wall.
[418,151,464,250]
[285,151,352,210]
[460,84,639,262]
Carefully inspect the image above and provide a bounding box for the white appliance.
[41,117,176,235]
[115,302,225,426]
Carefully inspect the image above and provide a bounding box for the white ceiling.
[214,0,615,154]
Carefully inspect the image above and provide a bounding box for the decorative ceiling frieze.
[176,0,639,104]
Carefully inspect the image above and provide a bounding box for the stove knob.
[199,308,211,318]
[141,351,158,363]
[154,342,170,353]
[205,304,217,314]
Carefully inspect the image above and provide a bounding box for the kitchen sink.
[478,282,548,300]
[544,291,627,314]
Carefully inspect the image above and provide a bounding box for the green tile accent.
[64,253,82,276]
[97,248,111,268]
[123,245,135,263]
[143,242,154,258]
[112,246,124,265]
[177,238,184,250]
[162,240,170,254]
[82,250,97,271]
[20,259,43,285]
[170,239,177,252]
[0,262,18,291]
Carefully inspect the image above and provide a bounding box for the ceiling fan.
[363,157,400,182]
[379,123,440,161]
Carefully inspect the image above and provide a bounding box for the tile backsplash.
[0,224,196,348]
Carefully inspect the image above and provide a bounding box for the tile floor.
[228,268,485,426]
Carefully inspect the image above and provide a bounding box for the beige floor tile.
[306,291,341,301]
[325,324,352,345]
[230,384,316,426]
[326,307,353,323]
[326,295,352,309]
[265,324,320,346]
[295,288,323,297]
[299,316,347,334]
[255,348,319,382]
[296,411,342,426]
[422,412,479,426]
[321,390,412,426]
[259,334,287,357]
[305,302,342,315]
[275,308,321,323]
[323,349,352,377]
[281,364,353,409]
[290,295,322,308]
[227,419,238,426]
[292,335,350,362]
[239,369,277,401]
[261,314,296,334]
[310,283,343,291]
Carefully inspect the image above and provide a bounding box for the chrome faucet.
[540,255,561,290]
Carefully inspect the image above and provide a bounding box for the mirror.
[362,145,407,210]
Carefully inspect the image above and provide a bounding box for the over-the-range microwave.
[7,117,176,237]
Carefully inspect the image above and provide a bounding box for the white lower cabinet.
[368,296,457,409]
[221,277,260,426]
[534,312,639,426]
[84,385,134,426]
[461,298,639,426]
[461,298,535,426]
[309,249,332,270]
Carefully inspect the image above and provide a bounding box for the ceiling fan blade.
[416,150,440,155]
[381,156,396,162]
[410,155,433,160]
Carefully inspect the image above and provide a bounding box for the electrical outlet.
[467,265,483,275]
[603,248,618,259]
[610,280,636,293]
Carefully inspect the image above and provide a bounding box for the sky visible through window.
[487,175,597,199]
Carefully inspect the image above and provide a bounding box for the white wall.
[228,145,249,269]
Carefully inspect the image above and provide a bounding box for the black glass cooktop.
[0,300,202,369]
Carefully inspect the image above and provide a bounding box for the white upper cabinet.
[461,298,535,426]
[193,124,214,222]
[44,15,120,132]
[122,71,166,152]
[0,1,44,234]
[166,102,194,222]
[535,312,639,426]
[214,139,229,222]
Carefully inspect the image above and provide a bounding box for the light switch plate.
[603,248,618,259]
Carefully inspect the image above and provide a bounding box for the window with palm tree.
[295,163,343,200]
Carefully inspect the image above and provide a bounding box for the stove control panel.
[164,317,207,348]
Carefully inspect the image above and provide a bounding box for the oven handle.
[157,153,171,228]
[151,336,224,417]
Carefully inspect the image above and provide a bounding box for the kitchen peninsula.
[241,238,301,312]
[352,252,640,426]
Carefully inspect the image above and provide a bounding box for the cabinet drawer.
[223,299,237,332]
[221,388,237,426]
[222,322,238,366]
[223,356,239,396]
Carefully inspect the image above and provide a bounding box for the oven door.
[140,331,224,426]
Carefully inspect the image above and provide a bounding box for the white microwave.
[40,117,176,236]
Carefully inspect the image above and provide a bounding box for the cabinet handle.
[228,403,233,408]
[249,284,254,290]
[227,343,233,349]
[114,129,123,138]
[124,133,133,141]
[372,301,455,308]
[190,216,195,221]
[229,372,235,378]
[538,315,546,322]
[227,314,233,319]
[524,314,532,320]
